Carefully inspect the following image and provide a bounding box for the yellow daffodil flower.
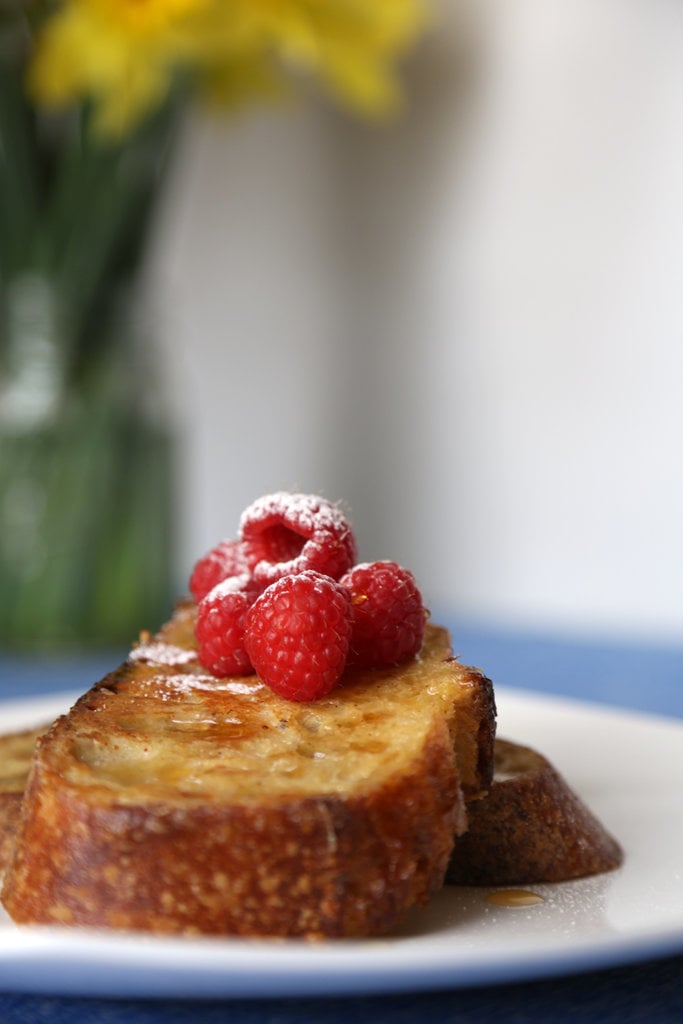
[28,0,427,137]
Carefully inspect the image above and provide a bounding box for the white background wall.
[150,0,683,644]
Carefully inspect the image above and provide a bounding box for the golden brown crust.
[2,611,495,937]
[0,794,22,877]
[444,659,497,803]
[446,738,623,886]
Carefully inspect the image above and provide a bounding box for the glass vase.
[0,71,182,651]
[0,276,174,651]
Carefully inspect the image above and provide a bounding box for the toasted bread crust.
[0,795,22,878]
[446,738,623,885]
[2,611,495,937]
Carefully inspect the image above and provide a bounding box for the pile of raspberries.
[190,492,426,702]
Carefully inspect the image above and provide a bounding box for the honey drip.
[486,889,544,908]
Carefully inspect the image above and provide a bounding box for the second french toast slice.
[446,737,623,885]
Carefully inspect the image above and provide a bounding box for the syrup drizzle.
[486,889,544,908]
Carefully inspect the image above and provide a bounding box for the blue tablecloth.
[1,618,682,1024]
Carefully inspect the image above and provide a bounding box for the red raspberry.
[239,492,357,588]
[189,538,249,603]
[340,561,426,668]
[195,573,258,677]
[244,571,353,701]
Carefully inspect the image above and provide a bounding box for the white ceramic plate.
[0,687,681,998]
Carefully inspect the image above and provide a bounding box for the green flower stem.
[0,64,40,283]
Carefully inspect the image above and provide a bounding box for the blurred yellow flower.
[28,0,427,136]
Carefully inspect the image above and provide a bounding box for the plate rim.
[0,686,682,998]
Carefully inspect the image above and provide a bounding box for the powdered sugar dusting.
[206,572,252,601]
[161,673,266,696]
[130,642,197,667]
[239,492,350,538]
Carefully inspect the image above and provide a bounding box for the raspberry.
[340,561,425,668]
[189,538,249,603]
[244,571,353,701]
[239,492,357,588]
[195,574,258,677]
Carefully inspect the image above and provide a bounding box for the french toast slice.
[445,738,623,885]
[0,732,624,901]
[0,727,44,877]
[1,605,496,938]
